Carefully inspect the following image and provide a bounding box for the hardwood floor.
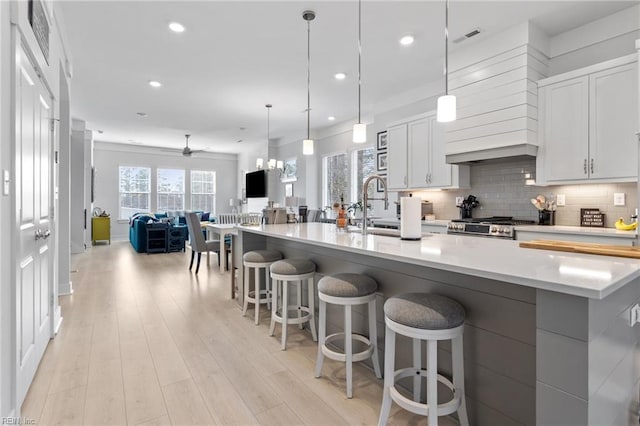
[21,241,458,425]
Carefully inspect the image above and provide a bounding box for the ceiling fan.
[164,134,204,157]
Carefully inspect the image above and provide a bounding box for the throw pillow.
[201,212,210,221]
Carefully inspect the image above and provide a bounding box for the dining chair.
[185,212,221,274]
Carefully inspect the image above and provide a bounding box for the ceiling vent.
[453,28,481,44]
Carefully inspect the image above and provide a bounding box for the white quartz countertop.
[514,224,637,239]
[238,223,640,300]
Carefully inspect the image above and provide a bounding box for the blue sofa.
[129,211,211,253]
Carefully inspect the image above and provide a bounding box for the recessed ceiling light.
[136,112,148,117]
[328,116,336,121]
[399,35,414,46]
[148,80,162,88]
[168,22,185,33]
[334,73,347,80]
[97,130,104,134]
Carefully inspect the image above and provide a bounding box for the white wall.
[93,142,238,240]
[69,122,86,254]
[57,65,71,296]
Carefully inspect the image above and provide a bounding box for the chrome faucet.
[362,174,389,235]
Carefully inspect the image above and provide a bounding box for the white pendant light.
[353,0,366,143]
[303,139,314,155]
[265,104,275,168]
[437,0,456,123]
[302,10,316,155]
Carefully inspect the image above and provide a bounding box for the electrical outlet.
[455,196,464,206]
[614,193,626,206]
[630,304,640,327]
[556,194,566,206]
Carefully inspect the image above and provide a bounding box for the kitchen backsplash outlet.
[399,158,637,228]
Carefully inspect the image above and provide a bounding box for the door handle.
[34,229,42,240]
[584,159,587,174]
[590,158,594,174]
[42,230,51,239]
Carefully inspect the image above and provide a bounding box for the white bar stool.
[269,259,318,350]
[242,250,283,325]
[315,273,382,398]
[378,293,469,426]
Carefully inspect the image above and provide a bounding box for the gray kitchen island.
[233,223,640,426]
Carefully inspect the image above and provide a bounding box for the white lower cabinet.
[537,55,638,184]
[387,112,469,191]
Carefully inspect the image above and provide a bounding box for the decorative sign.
[29,0,50,65]
[581,208,605,227]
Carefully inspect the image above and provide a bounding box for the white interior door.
[15,45,53,407]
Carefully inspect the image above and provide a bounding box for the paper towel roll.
[400,196,422,240]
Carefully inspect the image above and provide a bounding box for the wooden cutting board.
[519,240,640,259]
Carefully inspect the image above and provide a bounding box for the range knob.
[490,226,498,233]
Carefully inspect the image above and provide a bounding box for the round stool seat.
[270,259,316,276]
[318,273,377,298]
[384,293,465,330]
[243,249,282,263]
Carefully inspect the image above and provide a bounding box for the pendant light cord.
[306,18,311,140]
[266,104,271,143]
[357,0,362,124]
[444,0,449,96]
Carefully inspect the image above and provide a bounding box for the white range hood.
[444,23,549,164]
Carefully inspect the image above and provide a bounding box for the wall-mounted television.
[245,170,267,198]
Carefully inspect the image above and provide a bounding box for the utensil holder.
[538,210,555,226]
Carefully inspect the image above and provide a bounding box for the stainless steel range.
[446,217,535,239]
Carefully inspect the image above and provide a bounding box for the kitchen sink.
[345,226,401,237]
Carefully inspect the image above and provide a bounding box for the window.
[191,170,216,212]
[119,166,151,219]
[157,168,185,211]
[352,147,376,203]
[322,153,349,208]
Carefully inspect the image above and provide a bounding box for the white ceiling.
[59,0,636,153]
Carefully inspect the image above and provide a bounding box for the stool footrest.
[322,332,374,363]
[272,306,313,325]
[246,289,271,304]
[389,368,461,417]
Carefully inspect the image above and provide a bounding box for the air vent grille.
[453,28,482,44]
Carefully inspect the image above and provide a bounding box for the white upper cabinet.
[387,124,408,189]
[537,55,638,184]
[539,77,589,181]
[589,63,638,180]
[387,112,469,191]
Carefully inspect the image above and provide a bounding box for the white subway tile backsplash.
[402,158,636,227]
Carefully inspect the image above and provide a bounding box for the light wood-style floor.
[21,241,456,425]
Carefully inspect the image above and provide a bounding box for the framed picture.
[377,152,388,171]
[377,175,387,193]
[281,158,298,182]
[377,131,388,150]
[285,183,293,197]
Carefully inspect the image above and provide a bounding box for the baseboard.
[59,281,73,296]
[53,306,63,335]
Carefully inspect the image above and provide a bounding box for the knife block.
[538,210,555,226]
